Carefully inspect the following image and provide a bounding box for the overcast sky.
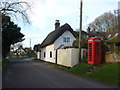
[12,0,119,49]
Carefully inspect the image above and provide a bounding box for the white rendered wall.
[71,48,79,67]
[54,30,76,49]
[37,52,41,59]
[40,30,76,63]
[57,48,87,67]
[57,48,79,67]
[40,44,55,63]
[57,49,71,67]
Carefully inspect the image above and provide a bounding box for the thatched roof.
[41,23,77,48]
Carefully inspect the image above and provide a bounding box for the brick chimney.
[87,27,90,34]
[55,20,60,29]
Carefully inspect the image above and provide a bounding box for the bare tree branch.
[0,1,32,24]
[89,11,118,33]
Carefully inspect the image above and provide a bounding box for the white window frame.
[63,37,70,42]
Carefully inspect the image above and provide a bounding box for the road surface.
[2,58,118,88]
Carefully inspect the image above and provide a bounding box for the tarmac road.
[2,58,118,88]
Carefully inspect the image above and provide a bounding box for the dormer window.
[63,37,70,42]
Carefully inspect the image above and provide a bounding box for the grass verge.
[67,62,119,85]
[2,57,34,69]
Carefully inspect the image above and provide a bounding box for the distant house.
[105,31,120,50]
[87,27,119,39]
[14,47,27,57]
[87,27,106,39]
[38,20,77,63]
[105,31,119,39]
[24,47,31,52]
[86,27,120,50]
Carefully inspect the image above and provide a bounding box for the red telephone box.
[88,37,102,64]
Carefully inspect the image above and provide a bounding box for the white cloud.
[27,0,79,31]
[20,0,80,48]
[28,0,118,32]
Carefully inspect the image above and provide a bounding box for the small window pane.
[50,51,52,58]
[63,37,66,42]
[67,38,70,42]
[44,52,46,57]
[63,37,70,42]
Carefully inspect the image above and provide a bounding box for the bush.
[106,38,119,44]
[105,37,119,51]
[81,58,88,63]
[110,51,120,54]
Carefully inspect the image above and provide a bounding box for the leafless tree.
[0,0,33,24]
[89,11,118,32]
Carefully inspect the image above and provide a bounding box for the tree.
[72,31,88,48]
[0,0,33,60]
[89,11,118,33]
[2,14,25,59]
[33,44,41,52]
[0,0,32,24]
[105,37,120,51]
[73,37,88,49]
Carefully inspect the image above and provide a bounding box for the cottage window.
[66,37,70,42]
[44,52,46,57]
[63,37,66,42]
[50,51,52,58]
[63,37,70,42]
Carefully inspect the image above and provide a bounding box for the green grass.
[67,63,91,76]
[2,57,34,69]
[67,62,119,85]
[87,63,119,85]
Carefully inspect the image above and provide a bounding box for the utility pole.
[0,11,2,61]
[0,11,2,90]
[30,38,31,50]
[118,1,120,51]
[79,0,83,62]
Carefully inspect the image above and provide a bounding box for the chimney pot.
[55,20,60,29]
[87,27,90,34]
